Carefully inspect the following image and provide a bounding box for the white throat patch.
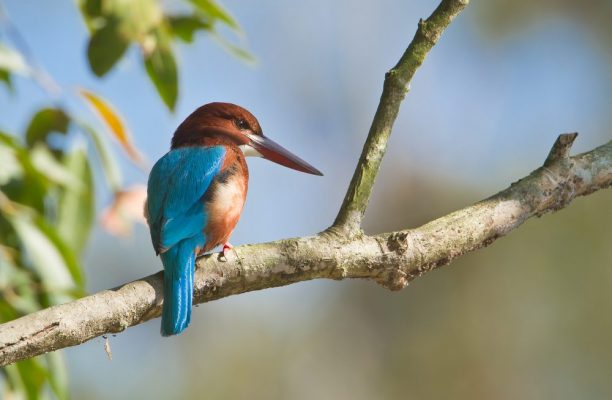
[239,145,263,158]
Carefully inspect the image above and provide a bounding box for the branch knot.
[544,133,578,167]
[387,231,409,254]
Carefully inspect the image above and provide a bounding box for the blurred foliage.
[79,0,250,110]
[0,42,30,91]
[475,0,612,57]
[0,0,247,398]
[0,99,127,398]
[0,122,91,399]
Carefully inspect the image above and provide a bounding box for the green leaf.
[45,352,69,400]
[9,212,83,299]
[0,43,31,76]
[0,68,12,90]
[87,17,129,77]
[81,0,163,39]
[0,247,40,315]
[211,32,256,64]
[0,140,23,185]
[4,357,47,400]
[144,38,178,111]
[35,215,85,291]
[109,0,163,42]
[30,145,82,188]
[0,132,50,212]
[74,120,122,191]
[2,364,24,397]
[25,108,70,149]
[168,15,212,43]
[79,0,103,30]
[57,144,94,255]
[188,0,239,30]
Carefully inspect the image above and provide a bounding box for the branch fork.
[2,0,612,367]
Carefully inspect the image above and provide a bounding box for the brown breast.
[201,147,249,253]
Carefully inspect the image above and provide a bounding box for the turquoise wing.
[147,146,226,253]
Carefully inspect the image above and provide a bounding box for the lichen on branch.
[1,134,610,366]
[333,0,470,234]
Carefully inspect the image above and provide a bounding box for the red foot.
[222,242,233,258]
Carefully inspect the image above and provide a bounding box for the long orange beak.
[248,134,323,176]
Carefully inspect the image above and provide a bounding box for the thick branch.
[1,134,610,366]
[333,0,469,234]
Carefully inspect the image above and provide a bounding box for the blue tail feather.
[160,239,196,336]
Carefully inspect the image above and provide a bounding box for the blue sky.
[1,0,610,397]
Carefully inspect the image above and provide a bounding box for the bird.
[145,102,323,336]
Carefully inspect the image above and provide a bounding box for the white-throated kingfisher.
[146,102,322,336]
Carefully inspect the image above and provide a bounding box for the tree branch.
[1,134,610,366]
[0,0,472,366]
[2,0,610,368]
[333,0,469,234]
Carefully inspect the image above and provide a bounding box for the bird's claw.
[219,242,233,262]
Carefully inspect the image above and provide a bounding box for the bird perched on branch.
[146,102,322,336]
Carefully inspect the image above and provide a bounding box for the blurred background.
[1,0,611,399]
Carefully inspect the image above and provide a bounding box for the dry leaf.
[79,88,147,168]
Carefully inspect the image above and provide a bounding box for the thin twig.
[333,0,469,234]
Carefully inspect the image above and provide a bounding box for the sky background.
[1,0,611,399]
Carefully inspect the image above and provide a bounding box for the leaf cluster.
[80,0,249,111]
[0,111,94,399]
[0,0,250,398]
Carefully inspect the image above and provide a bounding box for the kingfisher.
[146,102,322,336]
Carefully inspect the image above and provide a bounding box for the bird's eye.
[235,119,249,130]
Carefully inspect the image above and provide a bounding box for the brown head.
[172,102,322,175]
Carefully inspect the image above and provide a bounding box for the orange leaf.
[79,88,147,168]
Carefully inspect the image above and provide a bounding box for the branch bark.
[333,0,469,234]
[1,0,611,368]
[1,134,610,366]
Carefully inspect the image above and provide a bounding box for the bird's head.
[172,102,322,176]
